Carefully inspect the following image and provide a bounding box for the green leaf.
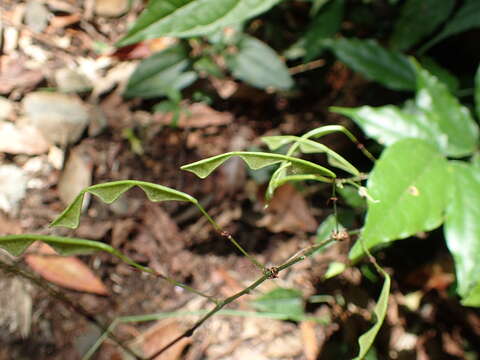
[413,60,479,157]
[0,234,153,274]
[444,162,480,306]
[419,56,459,94]
[227,35,293,90]
[117,0,282,47]
[124,43,197,99]
[181,151,336,179]
[390,0,454,51]
[262,135,359,175]
[51,180,197,229]
[303,0,344,61]
[331,105,446,152]
[475,63,480,121]
[325,38,415,91]
[349,139,450,261]
[251,287,305,321]
[420,0,480,53]
[324,261,346,279]
[353,267,390,360]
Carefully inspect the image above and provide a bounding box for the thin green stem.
[195,202,267,272]
[144,236,337,360]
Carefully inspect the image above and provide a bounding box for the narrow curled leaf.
[51,181,197,229]
[117,0,282,47]
[181,151,336,179]
[0,234,156,276]
[353,267,390,360]
[262,135,359,175]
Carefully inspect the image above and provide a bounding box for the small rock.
[24,0,50,33]
[0,165,28,213]
[55,68,92,93]
[58,148,92,206]
[0,97,13,120]
[94,0,129,17]
[22,92,90,146]
[0,121,50,155]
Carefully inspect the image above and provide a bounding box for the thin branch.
[0,259,144,360]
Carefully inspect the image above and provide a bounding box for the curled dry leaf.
[155,102,233,128]
[25,242,108,295]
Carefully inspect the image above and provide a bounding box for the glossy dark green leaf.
[51,181,197,229]
[353,266,390,359]
[421,0,480,53]
[0,234,152,274]
[227,35,293,90]
[251,287,305,321]
[390,0,454,51]
[325,38,415,91]
[303,0,344,61]
[349,139,450,261]
[124,43,197,99]
[181,151,336,179]
[413,60,479,157]
[444,162,480,306]
[331,105,446,152]
[117,0,281,47]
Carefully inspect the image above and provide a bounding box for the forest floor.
[1,1,479,359]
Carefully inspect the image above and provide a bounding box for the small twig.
[0,258,144,360]
[145,236,338,359]
[289,59,326,75]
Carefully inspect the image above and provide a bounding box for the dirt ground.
[1,1,480,359]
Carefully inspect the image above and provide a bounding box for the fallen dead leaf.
[130,319,191,360]
[155,102,233,128]
[257,184,318,233]
[0,56,44,94]
[25,242,108,295]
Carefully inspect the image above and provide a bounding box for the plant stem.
[195,203,267,272]
[144,236,337,359]
[0,259,144,360]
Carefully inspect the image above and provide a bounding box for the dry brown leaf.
[155,102,233,128]
[130,319,191,360]
[257,184,318,233]
[25,242,108,295]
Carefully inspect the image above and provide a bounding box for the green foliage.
[50,180,197,229]
[420,0,480,53]
[390,0,455,51]
[251,287,305,321]
[124,43,197,98]
[226,34,293,90]
[180,151,336,179]
[444,162,480,306]
[0,234,153,274]
[117,0,282,46]
[353,264,391,360]
[323,38,416,91]
[349,139,450,261]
